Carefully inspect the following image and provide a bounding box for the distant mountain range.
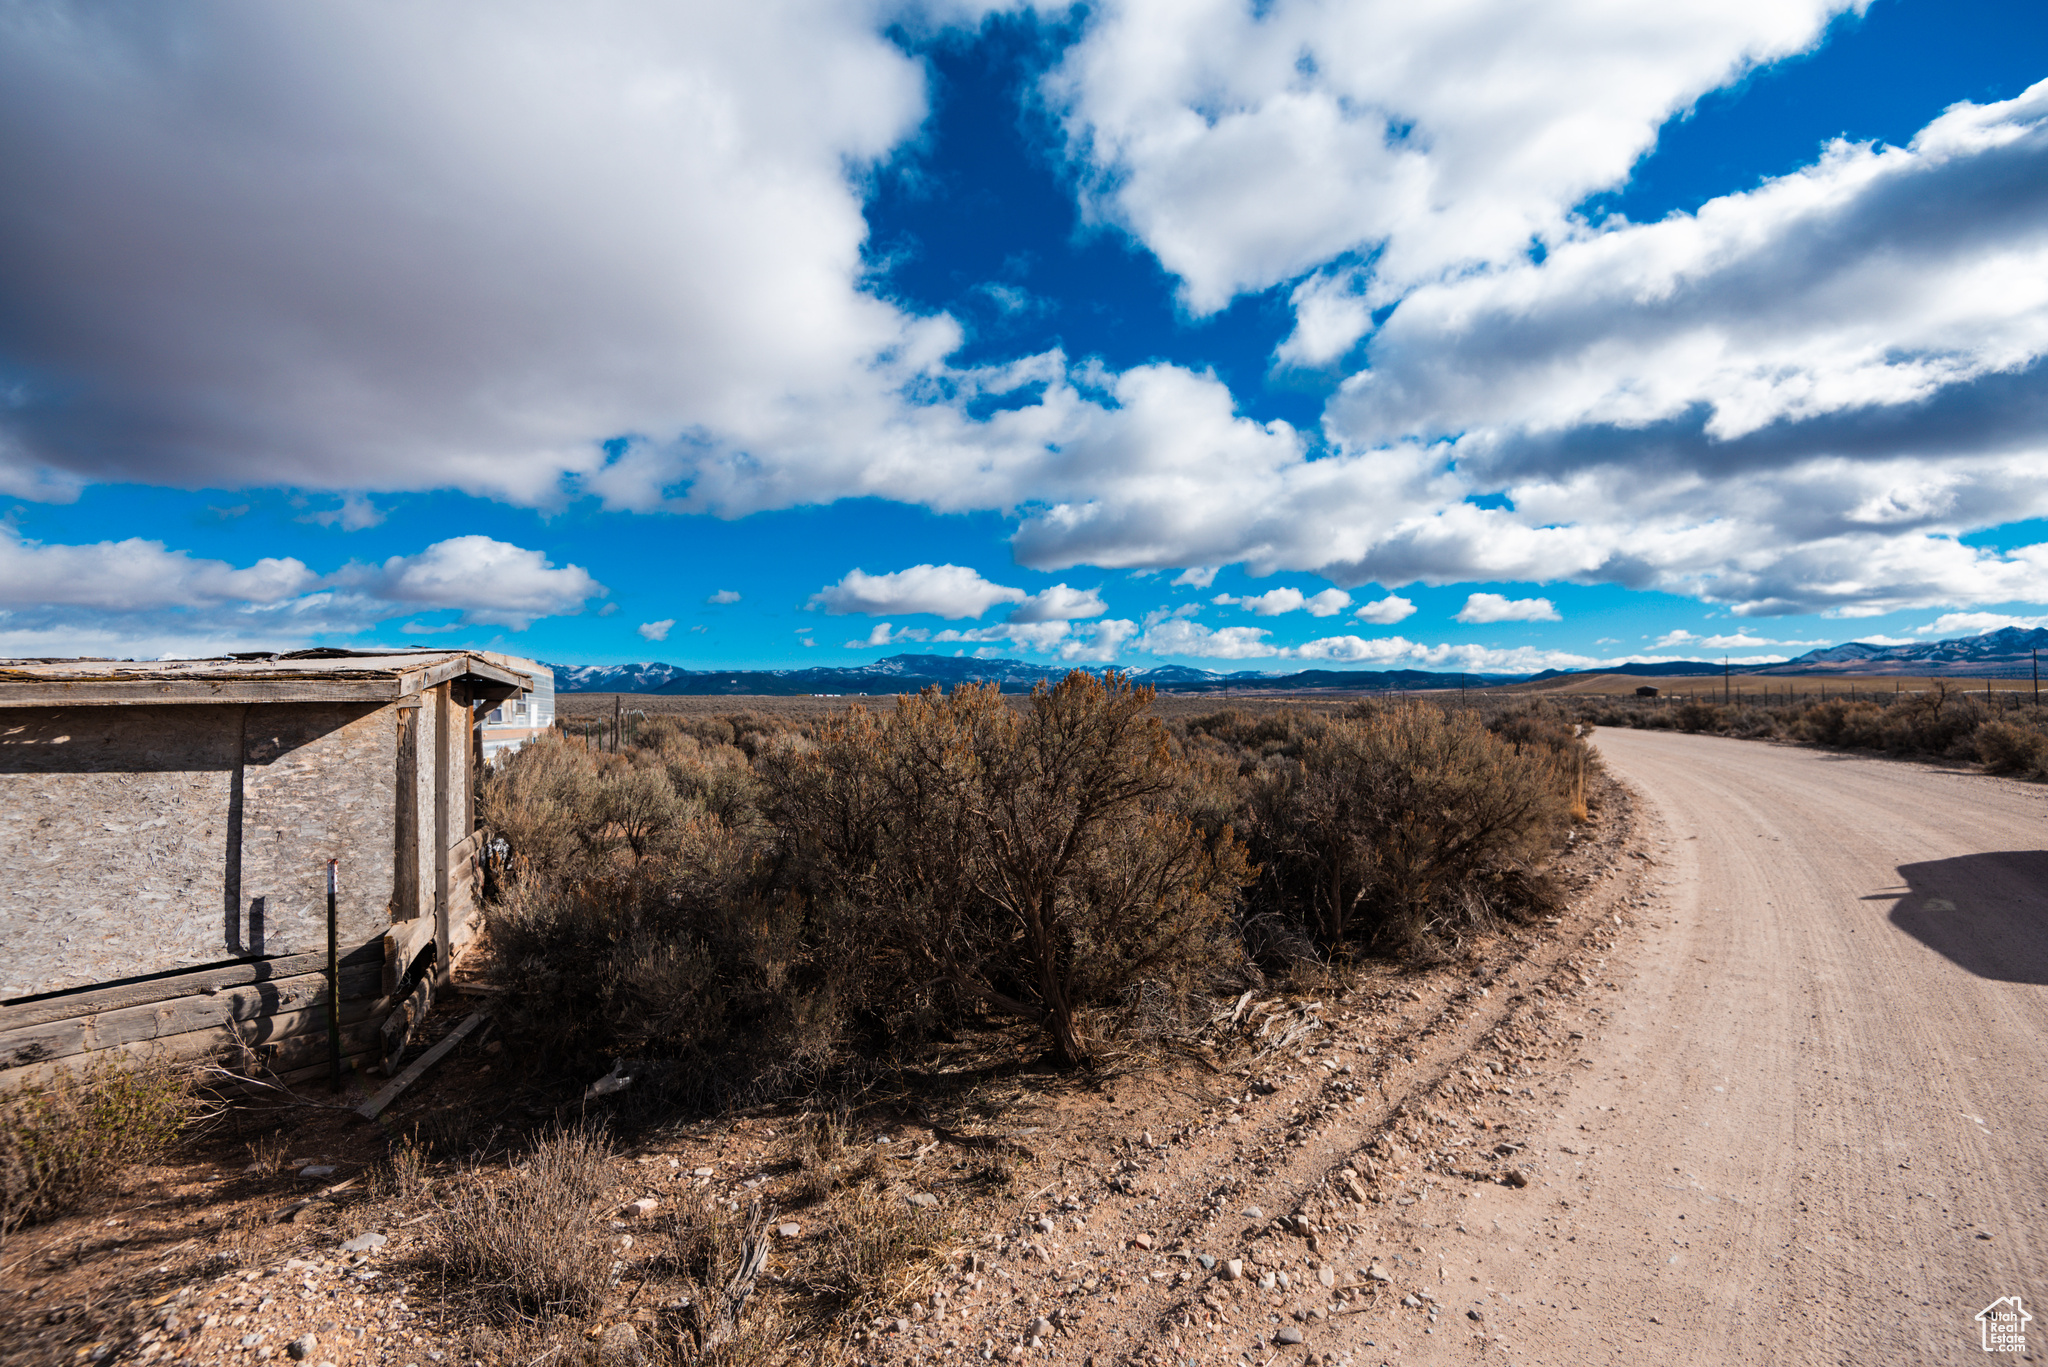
[548,653,1520,696]
[1752,625,2048,676]
[546,627,2048,695]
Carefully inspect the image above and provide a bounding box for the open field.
[1504,671,2048,698]
[555,675,2048,727]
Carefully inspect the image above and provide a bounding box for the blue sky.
[2,1,2047,674]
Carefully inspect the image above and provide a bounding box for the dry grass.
[373,1133,430,1202]
[242,1129,289,1176]
[789,1184,950,1329]
[439,1125,616,1321]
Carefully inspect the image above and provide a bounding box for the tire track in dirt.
[971,775,1665,1367]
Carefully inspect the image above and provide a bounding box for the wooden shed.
[0,650,544,1091]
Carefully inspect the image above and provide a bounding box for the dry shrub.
[1674,701,1725,733]
[440,1125,615,1320]
[409,1106,487,1160]
[779,1110,858,1206]
[243,1128,289,1176]
[769,672,1253,1066]
[1,1058,199,1236]
[1973,719,2048,775]
[375,1133,431,1201]
[484,724,836,1104]
[662,1202,797,1366]
[1236,703,1572,958]
[489,871,847,1107]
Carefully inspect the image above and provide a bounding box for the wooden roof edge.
[0,650,545,706]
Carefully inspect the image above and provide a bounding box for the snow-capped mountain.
[1766,626,2048,675]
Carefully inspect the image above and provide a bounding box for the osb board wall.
[238,701,399,967]
[0,706,239,999]
[0,702,400,1000]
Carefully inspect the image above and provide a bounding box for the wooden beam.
[356,1010,487,1121]
[0,966,384,1069]
[379,973,434,1074]
[382,917,436,998]
[0,679,407,707]
[413,654,531,695]
[434,684,453,979]
[1,946,381,1033]
[0,1014,385,1093]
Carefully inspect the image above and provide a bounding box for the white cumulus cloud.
[1009,583,1109,622]
[1913,611,2048,636]
[1352,595,1416,625]
[845,622,932,648]
[0,2,955,504]
[0,528,601,653]
[810,564,1026,619]
[1335,82,2048,453]
[1654,629,1825,649]
[8,3,2048,633]
[338,536,605,630]
[1042,0,1850,315]
[303,494,386,532]
[638,619,675,642]
[1136,615,1281,660]
[0,531,316,611]
[1454,593,1560,624]
[706,589,742,605]
[1213,586,1351,617]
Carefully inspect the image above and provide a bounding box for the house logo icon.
[1977,1295,2031,1353]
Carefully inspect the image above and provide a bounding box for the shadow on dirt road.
[1881,849,2048,985]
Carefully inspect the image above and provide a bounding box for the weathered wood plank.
[357,1010,487,1120]
[0,1015,384,1093]
[417,655,531,695]
[0,946,381,1032]
[434,684,453,972]
[269,1048,380,1093]
[447,903,485,968]
[0,680,406,706]
[241,998,389,1067]
[0,965,384,1069]
[383,918,436,997]
[379,974,434,1073]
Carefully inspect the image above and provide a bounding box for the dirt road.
[1397,729,2047,1365]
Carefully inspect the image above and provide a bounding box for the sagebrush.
[1,1058,199,1237]
[479,677,1591,1099]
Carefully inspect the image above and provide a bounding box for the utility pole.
[1723,657,1730,704]
[2035,649,2040,705]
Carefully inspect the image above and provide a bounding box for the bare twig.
[193,1064,358,1112]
